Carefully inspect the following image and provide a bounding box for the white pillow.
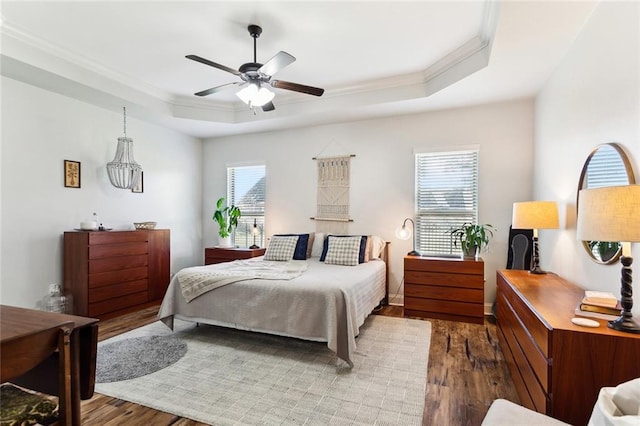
[311,232,325,257]
[324,236,361,266]
[369,235,386,259]
[264,235,299,261]
[612,377,640,416]
[588,378,640,426]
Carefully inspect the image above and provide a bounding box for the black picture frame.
[132,171,144,193]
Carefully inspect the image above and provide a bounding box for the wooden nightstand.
[404,256,484,324]
[204,247,266,265]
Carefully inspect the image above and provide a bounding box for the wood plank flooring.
[82,305,519,425]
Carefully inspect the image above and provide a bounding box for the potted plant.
[213,197,241,247]
[449,223,496,259]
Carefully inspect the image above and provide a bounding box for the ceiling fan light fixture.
[236,83,275,107]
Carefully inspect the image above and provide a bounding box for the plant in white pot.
[449,223,496,259]
[213,197,241,247]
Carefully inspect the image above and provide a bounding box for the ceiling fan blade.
[259,51,296,76]
[271,80,324,96]
[186,55,241,76]
[194,82,242,97]
[262,102,275,112]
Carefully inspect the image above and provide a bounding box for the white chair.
[482,378,640,426]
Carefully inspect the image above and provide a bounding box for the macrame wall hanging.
[311,155,354,234]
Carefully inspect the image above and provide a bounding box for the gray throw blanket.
[178,259,308,303]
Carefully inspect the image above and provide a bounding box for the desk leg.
[70,329,82,426]
[70,324,97,425]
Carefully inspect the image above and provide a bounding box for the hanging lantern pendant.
[107,107,142,189]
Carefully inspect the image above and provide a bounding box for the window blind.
[227,165,266,247]
[415,150,479,256]
[586,148,629,188]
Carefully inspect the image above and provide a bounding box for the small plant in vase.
[449,223,496,259]
[213,197,241,247]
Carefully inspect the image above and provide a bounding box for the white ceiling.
[0,1,598,138]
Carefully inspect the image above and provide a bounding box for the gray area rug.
[96,335,187,383]
[95,315,431,425]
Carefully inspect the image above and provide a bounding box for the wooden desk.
[0,305,99,425]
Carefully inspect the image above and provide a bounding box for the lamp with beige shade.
[577,184,640,334]
[512,201,560,274]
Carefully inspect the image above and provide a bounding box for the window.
[414,149,479,256]
[227,165,265,247]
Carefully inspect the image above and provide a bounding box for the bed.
[157,234,388,367]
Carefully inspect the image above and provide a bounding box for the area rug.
[96,335,187,383]
[95,315,431,425]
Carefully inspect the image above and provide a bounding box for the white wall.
[0,77,203,308]
[203,99,534,306]
[535,1,640,314]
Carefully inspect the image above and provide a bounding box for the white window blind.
[585,147,629,188]
[415,149,479,256]
[227,165,265,247]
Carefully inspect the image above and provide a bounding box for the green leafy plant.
[213,197,242,238]
[448,223,496,258]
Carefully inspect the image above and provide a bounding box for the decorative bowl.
[134,221,157,230]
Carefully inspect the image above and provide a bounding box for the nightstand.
[204,247,266,265]
[404,256,484,324]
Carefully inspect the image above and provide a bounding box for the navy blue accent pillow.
[320,235,368,263]
[274,234,309,260]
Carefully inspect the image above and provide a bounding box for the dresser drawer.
[405,283,484,303]
[89,231,149,245]
[89,254,148,274]
[405,297,484,317]
[88,266,148,288]
[89,242,148,259]
[88,291,149,317]
[405,271,484,289]
[405,256,483,275]
[497,275,551,357]
[497,291,550,393]
[89,279,148,303]
[496,318,550,414]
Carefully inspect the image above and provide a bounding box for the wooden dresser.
[496,270,640,425]
[404,256,484,324]
[64,230,170,319]
[204,247,266,265]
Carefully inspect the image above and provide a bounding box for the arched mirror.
[577,143,636,264]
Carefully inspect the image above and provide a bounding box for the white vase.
[218,236,232,247]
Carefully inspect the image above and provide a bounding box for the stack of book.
[574,290,622,321]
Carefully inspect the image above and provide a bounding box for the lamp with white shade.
[236,82,275,108]
[396,218,420,256]
[577,184,640,333]
[512,201,559,274]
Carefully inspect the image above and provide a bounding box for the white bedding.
[158,257,386,367]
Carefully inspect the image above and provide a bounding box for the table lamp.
[577,185,640,333]
[249,218,259,249]
[396,218,420,256]
[512,201,559,274]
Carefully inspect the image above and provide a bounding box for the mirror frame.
[577,142,636,264]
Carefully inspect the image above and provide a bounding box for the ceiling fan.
[186,24,324,112]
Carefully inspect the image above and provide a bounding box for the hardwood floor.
[82,305,519,425]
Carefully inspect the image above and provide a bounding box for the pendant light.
[107,107,142,189]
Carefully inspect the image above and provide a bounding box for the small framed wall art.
[132,171,144,193]
[64,160,81,188]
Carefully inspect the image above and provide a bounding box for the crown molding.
[0,0,499,131]
[1,18,171,102]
